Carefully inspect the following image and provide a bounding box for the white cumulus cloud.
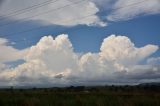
[0,34,159,86]
[100,35,159,66]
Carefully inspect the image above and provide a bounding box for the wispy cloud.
[107,0,160,21]
[0,0,159,28]
[0,38,27,63]
[0,0,106,27]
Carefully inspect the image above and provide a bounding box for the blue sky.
[0,0,160,86]
[2,13,159,57]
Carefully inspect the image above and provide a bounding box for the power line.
[11,26,88,44]
[0,0,87,28]
[10,26,74,44]
[12,7,155,45]
[1,12,94,38]
[0,0,60,21]
[111,0,148,12]
[0,0,148,28]
[0,0,151,41]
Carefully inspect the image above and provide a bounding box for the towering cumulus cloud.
[100,35,158,65]
[0,34,159,86]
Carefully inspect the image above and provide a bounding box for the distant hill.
[139,82,160,86]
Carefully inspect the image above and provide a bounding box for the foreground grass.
[0,86,159,106]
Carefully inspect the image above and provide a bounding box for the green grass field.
[0,86,159,106]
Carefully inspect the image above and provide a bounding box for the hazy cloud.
[0,0,159,27]
[0,0,4,6]
[0,0,106,27]
[0,38,27,63]
[147,57,160,65]
[107,0,160,21]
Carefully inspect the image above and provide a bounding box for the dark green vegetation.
[0,85,160,106]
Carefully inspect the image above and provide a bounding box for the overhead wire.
[0,0,87,28]
[0,0,148,28]
[0,0,60,21]
[0,0,152,44]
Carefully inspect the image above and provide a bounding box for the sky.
[0,0,160,87]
